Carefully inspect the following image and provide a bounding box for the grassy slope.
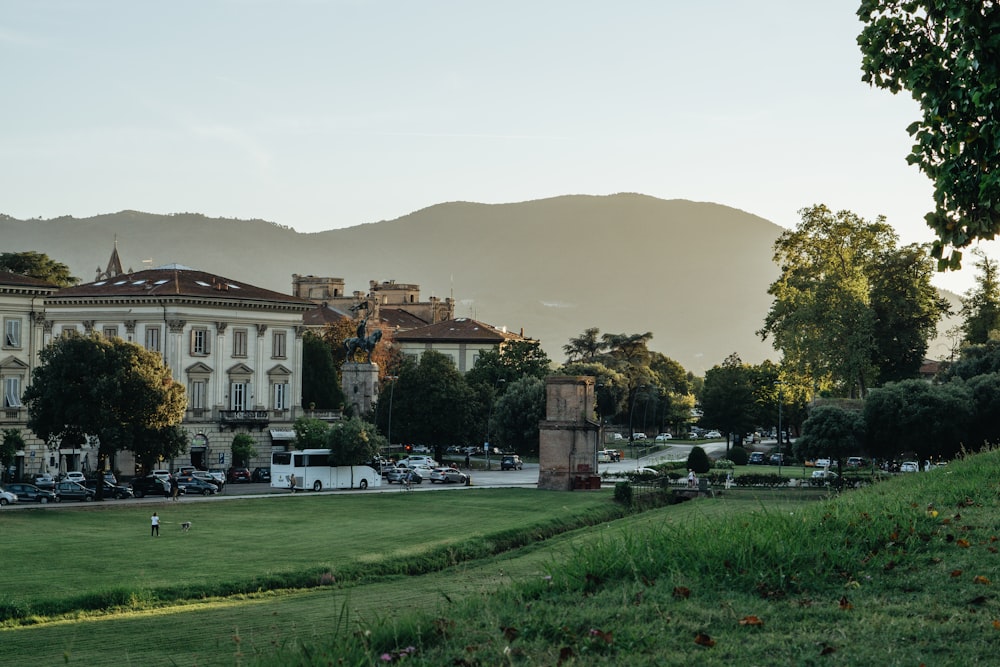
[270,450,1000,666]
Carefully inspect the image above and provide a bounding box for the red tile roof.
[0,270,60,290]
[394,317,528,343]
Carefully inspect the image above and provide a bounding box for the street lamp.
[628,385,648,471]
[386,375,398,452]
[485,378,505,470]
[775,381,783,474]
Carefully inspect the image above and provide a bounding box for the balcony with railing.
[219,410,270,431]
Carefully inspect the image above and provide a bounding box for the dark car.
[84,479,134,500]
[33,473,56,490]
[228,467,252,483]
[129,475,173,498]
[54,480,96,502]
[5,482,57,503]
[500,455,523,471]
[769,453,785,465]
[748,452,765,465]
[175,475,218,496]
[251,467,271,483]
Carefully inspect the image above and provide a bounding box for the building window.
[4,318,21,348]
[233,329,248,358]
[61,326,76,338]
[103,326,119,339]
[189,380,206,410]
[273,382,288,410]
[272,331,286,359]
[230,382,248,411]
[3,377,21,408]
[190,328,210,356]
[145,326,161,353]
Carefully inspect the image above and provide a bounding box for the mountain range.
[0,194,960,375]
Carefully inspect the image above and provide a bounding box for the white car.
[151,469,172,480]
[631,433,647,441]
[812,469,838,480]
[0,488,19,505]
[428,467,470,484]
[900,461,919,472]
[397,456,438,469]
[704,430,722,439]
[64,471,86,483]
[655,433,672,442]
[815,458,831,468]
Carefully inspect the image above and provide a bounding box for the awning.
[269,429,296,440]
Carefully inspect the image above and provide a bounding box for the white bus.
[270,449,381,492]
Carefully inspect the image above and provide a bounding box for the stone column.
[341,362,379,417]
[537,376,600,491]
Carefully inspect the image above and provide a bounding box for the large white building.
[2,262,315,479]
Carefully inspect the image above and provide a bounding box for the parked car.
[64,471,86,483]
[815,458,831,468]
[386,467,423,484]
[191,470,225,491]
[0,487,20,505]
[500,455,523,471]
[428,467,470,485]
[129,475,172,498]
[847,457,865,468]
[54,480,96,502]
[84,479,134,499]
[5,483,56,503]
[769,453,785,465]
[631,433,647,441]
[748,452,765,465]
[34,473,56,490]
[207,469,228,486]
[227,467,252,483]
[609,433,624,441]
[812,469,838,480]
[704,430,722,439]
[252,467,271,483]
[654,433,673,442]
[900,461,919,473]
[175,475,219,495]
[151,469,172,481]
[397,456,438,469]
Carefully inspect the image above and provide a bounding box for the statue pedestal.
[342,362,379,417]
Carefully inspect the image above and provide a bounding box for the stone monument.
[341,312,381,415]
[537,376,601,491]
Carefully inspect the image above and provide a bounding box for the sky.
[3,1,996,295]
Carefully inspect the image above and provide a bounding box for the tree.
[858,2,1000,267]
[1,429,22,482]
[563,327,606,362]
[132,425,189,473]
[466,340,551,390]
[601,332,654,369]
[863,379,972,467]
[293,416,331,449]
[231,433,258,467]
[301,331,345,410]
[23,334,187,498]
[490,376,546,455]
[965,373,1000,449]
[558,361,629,429]
[0,251,78,286]
[686,446,711,475]
[959,250,1000,344]
[759,205,945,396]
[945,339,1000,381]
[700,354,756,449]
[326,417,385,487]
[794,405,863,475]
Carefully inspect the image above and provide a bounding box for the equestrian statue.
[344,313,382,363]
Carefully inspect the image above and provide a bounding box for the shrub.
[713,458,735,470]
[686,446,711,474]
[728,446,749,465]
[613,481,633,506]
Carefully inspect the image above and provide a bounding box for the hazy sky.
[3,1,995,294]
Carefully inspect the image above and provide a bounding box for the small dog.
[180,521,192,532]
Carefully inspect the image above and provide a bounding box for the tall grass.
[267,449,1000,666]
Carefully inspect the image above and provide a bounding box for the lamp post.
[386,375,398,452]
[485,378,505,470]
[776,381,783,474]
[628,385,648,471]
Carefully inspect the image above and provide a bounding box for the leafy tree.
[0,251,78,286]
[293,416,330,449]
[559,361,628,425]
[326,417,384,466]
[700,353,756,449]
[563,327,606,362]
[959,250,1000,344]
[686,446,711,475]
[863,379,972,467]
[759,205,945,397]
[965,373,1000,449]
[858,1,1000,267]
[945,340,1000,381]
[601,332,653,369]
[1,429,22,482]
[301,331,345,410]
[490,376,546,455]
[23,334,186,498]
[384,351,474,462]
[231,433,258,467]
[794,405,863,475]
[132,425,189,473]
[466,340,551,389]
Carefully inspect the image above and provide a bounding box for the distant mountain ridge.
[0,194,958,374]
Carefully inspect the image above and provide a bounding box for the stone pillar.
[537,376,600,491]
[342,362,379,417]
